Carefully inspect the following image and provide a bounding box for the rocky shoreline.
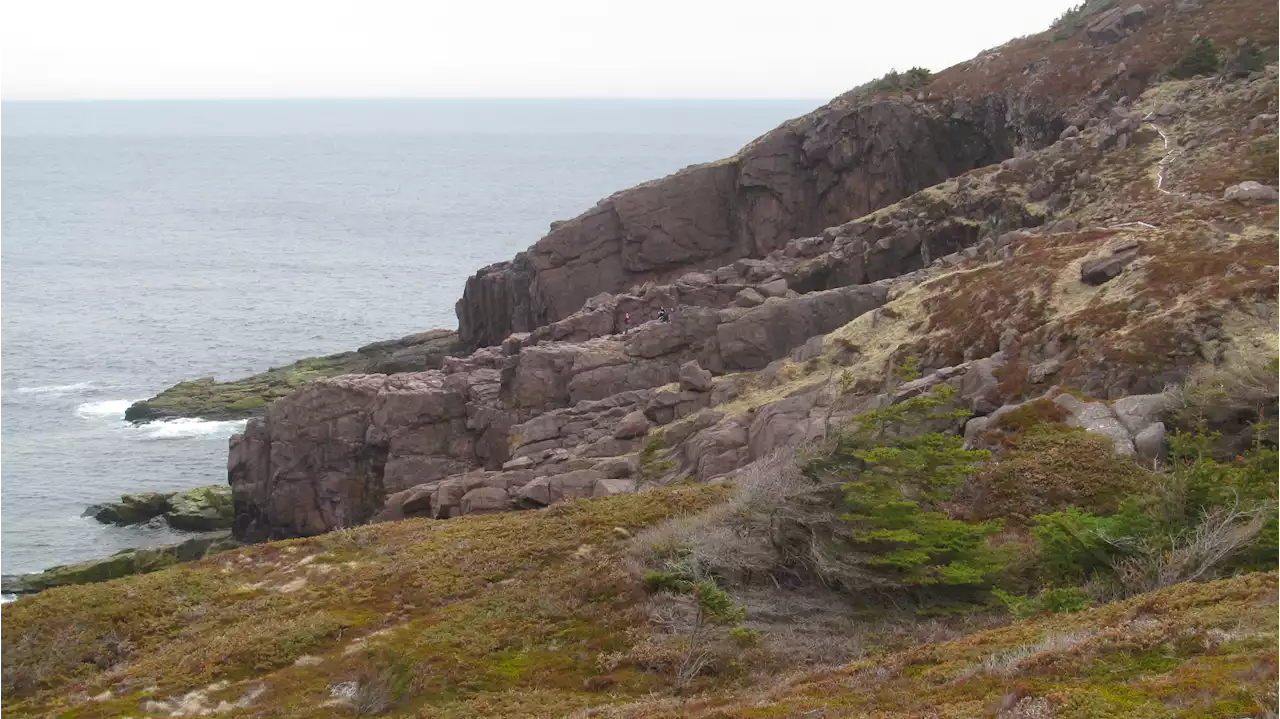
[1,532,241,596]
[123,329,463,423]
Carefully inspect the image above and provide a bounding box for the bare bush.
[1110,499,1270,596]
[999,695,1057,719]
[631,448,805,584]
[346,673,392,716]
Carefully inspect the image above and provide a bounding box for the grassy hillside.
[605,571,1278,718]
[2,488,730,718]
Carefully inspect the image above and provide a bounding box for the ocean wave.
[143,417,248,440]
[16,382,96,396]
[74,399,137,419]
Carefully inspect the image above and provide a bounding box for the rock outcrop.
[85,485,234,531]
[456,96,1056,348]
[225,14,1278,545]
[1,532,241,595]
[126,330,464,423]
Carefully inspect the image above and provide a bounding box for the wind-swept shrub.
[782,385,1007,603]
[1168,37,1221,79]
[846,66,933,98]
[1027,427,1277,593]
[638,388,1008,607]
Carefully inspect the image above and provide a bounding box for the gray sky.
[3,0,1069,101]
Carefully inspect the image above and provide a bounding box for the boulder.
[1134,422,1167,464]
[591,479,637,497]
[1111,393,1172,435]
[1054,394,1135,454]
[460,486,510,515]
[679,361,714,392]
[432,478,468,519]
[789,335,827,363]
[516,469,604,507]
[1224,181,1279,203]
[86,491,173,525]
[1086,4,1146,46]
[613,410,651,439]
[717,285,887,371]
[1080,248,1139,285]
[165,485,234,532]
[401,483,438,516]
[684,418,750,480]
[748,393,823,458]
[734,287,766,307]
[593,455,638,478]
[758,279,789,297]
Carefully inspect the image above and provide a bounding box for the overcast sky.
[3,1,1069,101]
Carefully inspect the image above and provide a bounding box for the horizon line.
[2,95,830,104]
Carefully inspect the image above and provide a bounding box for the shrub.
[894,354,922,382]
[786,386,1007,602]
[1168,37,1220,79]
[968,425,1146,524]
[1028,430,1277,589]
[1029,505,1151,582]
[1222,40,1267,76]
[641,571,750,690]
[1169,353,1278,449]
[1110,503,1271,596]
[846,66,933,98]
[993,586,1090,619]
[992,399,1069,433]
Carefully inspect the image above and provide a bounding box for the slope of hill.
[4,1,1278,717]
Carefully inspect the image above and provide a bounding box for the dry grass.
[926,0,1278,111]
[1,486,730,718]
[597,572,1279,718]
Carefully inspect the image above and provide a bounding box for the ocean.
[0,98,816,578]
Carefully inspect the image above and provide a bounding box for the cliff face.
[229,0,1278,542]
[456,97,1059,347]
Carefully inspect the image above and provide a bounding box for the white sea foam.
[74,399,137,419]
[16,382,95,395]
[143,417,248,440]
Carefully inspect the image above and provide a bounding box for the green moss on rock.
[165,485,234,531]
[87,491,171,525]
[1,532,240,595]
[124,329,463,423]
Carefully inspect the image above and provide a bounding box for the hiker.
[657,307,670,323]
[623,312,631,334]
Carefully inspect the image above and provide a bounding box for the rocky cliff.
[228,0,1277,543]
[455,96,1055,348]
